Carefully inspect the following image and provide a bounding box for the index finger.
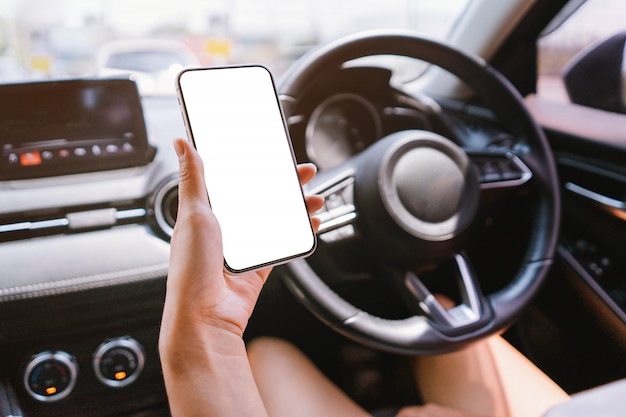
[297,163,317,186]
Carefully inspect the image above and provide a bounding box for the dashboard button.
[19,151,42,166]
[92,336,145,388]
[24,351,78,402]
[74,147,87,157]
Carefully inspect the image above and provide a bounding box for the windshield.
[0,0,469,94]
[104,51,191,72]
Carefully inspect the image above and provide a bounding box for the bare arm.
[160,326,267,417]
[159,137,322,417]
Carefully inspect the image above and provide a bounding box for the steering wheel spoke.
[404,253,490,334]
[468,151,532,191]
[306,171,359,244]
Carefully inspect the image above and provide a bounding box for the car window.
[0,0,469,93]
[537,0,626,107]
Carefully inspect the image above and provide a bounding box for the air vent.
[0,202,147,243]
[150,174,179,239]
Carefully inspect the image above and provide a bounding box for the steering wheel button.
[479,161,501,182]
[320,224,355,242]
[497,160,522,181]
[325,193,345,210]
[340,182,355,204]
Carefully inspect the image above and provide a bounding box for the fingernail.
[299,162,317,172]
[173,138,186,158]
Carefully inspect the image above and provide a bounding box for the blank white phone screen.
[177,65,316,273]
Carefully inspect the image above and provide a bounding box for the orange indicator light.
[20,151,42,166]
[45,386,57,395]
[114,371,127,380]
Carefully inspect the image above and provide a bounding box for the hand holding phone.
[176,65,317,273]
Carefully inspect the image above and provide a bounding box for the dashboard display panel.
[0,78,154,180]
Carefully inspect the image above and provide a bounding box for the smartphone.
[176,65,316,273]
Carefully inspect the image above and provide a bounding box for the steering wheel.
[278,30,560,355]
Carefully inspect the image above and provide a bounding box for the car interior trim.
[0,205,148,242]
[0,218,70,234]
[0,262,168,303]
[411,0,539,99]
[150,173,179,238]
[565,182,626,219]
[525,95,626,147]
[557,245,626,328]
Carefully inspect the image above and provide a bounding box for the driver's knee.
[248,336,299,361]
[396,403,489,417]
[247,336,310,377]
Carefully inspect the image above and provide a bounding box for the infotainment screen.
[0,78,155,180]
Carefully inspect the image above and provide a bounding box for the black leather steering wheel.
[278,30,560,355]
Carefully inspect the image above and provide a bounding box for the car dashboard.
[0,79,182,416]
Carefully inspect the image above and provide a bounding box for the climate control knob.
[92,336,145,388]
[24,351,78,402]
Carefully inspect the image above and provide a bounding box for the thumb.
[169,137,224,283]
[173,138,210,217]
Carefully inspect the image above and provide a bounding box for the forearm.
[160,323,268,417]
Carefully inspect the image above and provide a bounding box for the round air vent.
[150,174,179,239]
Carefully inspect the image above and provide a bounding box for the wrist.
[160,315,247,368]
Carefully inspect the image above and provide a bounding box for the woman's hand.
[163,137,322,339]
[159,137,322,417]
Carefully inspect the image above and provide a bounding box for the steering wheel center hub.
[395,147,464,222]
[379,131,478,241]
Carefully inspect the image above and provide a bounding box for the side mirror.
[562,31,626,114]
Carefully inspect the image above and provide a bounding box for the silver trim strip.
[0,207,147,234]
[0,218,69,233]
[565,182,626,211]
[404,253,482,329]
[116,208,147,220]
[318,211,357,234]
